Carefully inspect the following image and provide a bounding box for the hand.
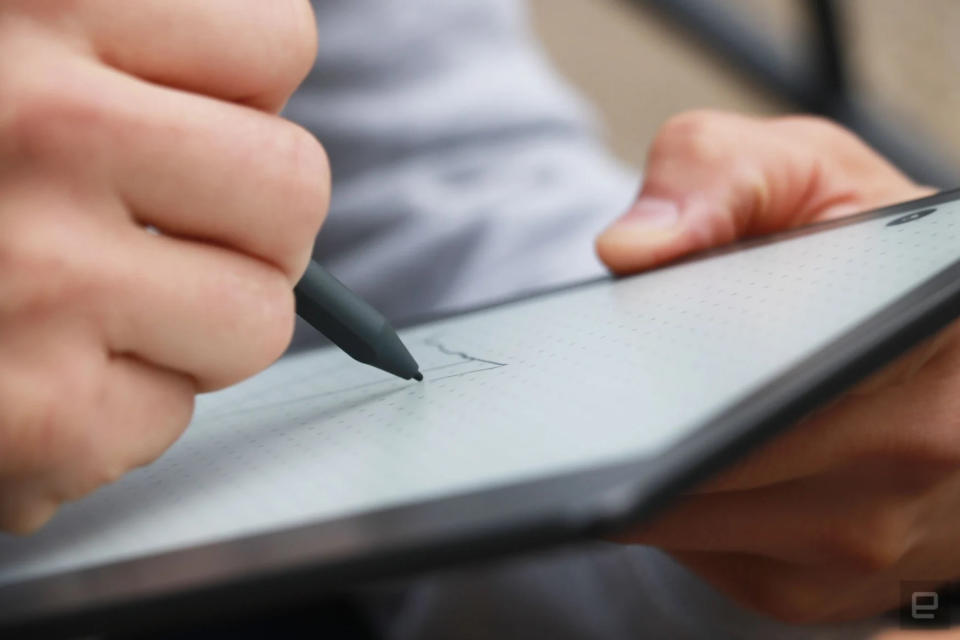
[0,1,329,533]
[597,110,960,623]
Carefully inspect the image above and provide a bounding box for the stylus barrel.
[294,261,423,381]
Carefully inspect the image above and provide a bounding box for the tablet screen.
[2,199,960,588]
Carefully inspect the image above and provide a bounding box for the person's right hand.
[0,1,329,533]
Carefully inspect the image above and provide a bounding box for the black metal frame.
[630,0,960,188]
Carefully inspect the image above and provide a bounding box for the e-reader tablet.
[4,190,960,638]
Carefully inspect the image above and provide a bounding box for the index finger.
[44,0,317,112]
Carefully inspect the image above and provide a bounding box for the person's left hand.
[596,110,960,623]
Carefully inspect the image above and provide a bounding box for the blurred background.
[528,0,960,188]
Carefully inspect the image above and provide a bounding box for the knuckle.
[0,235,20,310]
[772,115,865,153]
[774,114,845,137]
[255,273,298,363]
[0,378,65,477]
[650,109,734,168]
[130,386,196,469]
[921,398,960,464]
[63,372,195,496]
[659,109,721,136]
[0,248,55,315]
[77,459,127,497]
[880,389,960,467]
[903,433,960,470]
[0,343,147,526]
[3,67,109,162]
[272,123,330,273]
[260,1,318,97]
[816,512,912,573]
[0,349,109,490]
[0,213,103,317]
[284,124,331,225]
[0,498,59,536]
[210,268,295,389]
[3,85,55,158]
[285,1,320,84]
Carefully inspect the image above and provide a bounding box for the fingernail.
[616,197,680,229]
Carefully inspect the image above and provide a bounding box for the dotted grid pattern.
[2,203,960,586]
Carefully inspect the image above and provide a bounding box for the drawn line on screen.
[203,378,402,420]
[430,364,506,382]
[204,337,507,420]
[424,336,507,368]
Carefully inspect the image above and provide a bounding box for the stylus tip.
[412,371,424,382]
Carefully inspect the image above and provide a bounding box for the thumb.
[596,111,927,275]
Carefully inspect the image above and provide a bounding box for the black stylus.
[294,261,423,381]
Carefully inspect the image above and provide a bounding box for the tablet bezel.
[4,189,960,638]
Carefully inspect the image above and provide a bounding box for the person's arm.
[0,1,329,533]
[597,110,959,623]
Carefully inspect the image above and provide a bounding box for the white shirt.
[285,0,635,326]
[286,1,886,638]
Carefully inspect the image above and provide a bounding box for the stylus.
[294,260,423,381]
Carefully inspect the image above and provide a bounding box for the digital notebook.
[3,191,960,637]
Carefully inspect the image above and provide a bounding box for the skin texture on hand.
[0,1,329,533]
[597,110,960,623]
